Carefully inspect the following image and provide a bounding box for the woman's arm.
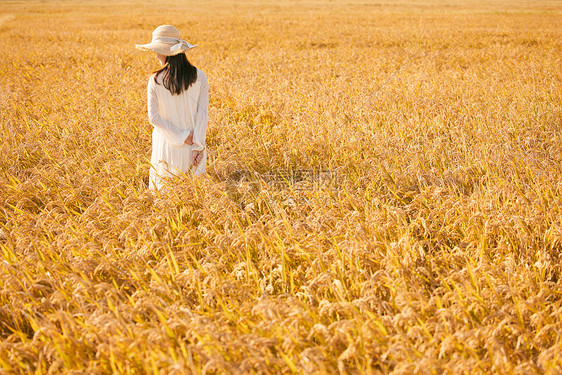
[192,73,209,152]
[147,76,191,147]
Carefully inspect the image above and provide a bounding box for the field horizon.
[1,0,561,373]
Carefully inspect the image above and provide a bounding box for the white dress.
[146,69,208,190]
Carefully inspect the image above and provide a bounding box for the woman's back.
[150,69,208,134]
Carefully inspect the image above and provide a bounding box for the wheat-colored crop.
[1,0,561,373]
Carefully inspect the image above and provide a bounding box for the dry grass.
[1,0,561,373]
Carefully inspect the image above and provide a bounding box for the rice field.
[0,0,561,373]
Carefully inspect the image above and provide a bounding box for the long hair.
[154,53,197,95]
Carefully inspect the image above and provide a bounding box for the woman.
[136,25,208,190]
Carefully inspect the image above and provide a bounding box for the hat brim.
[135,42,197,56]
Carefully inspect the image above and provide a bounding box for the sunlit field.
[1,0,561,373]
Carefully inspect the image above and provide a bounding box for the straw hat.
[136,25,197,56]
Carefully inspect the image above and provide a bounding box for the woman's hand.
[192,150,203,166]
[184,133,194,145]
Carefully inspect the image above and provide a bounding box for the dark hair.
[154,53,197,95]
